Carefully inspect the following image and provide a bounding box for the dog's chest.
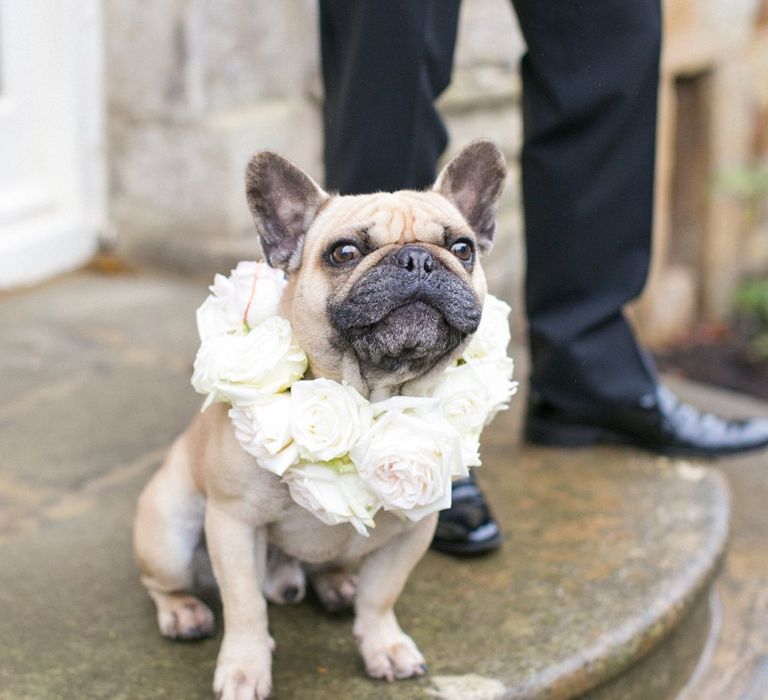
[267,505,415,564]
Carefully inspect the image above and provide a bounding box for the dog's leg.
[133,439,215,640]
[205,503,273,700]
[353,514,437,681]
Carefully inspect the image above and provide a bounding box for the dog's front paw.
[213,652,272,700]
[311,571,358,613]
[359,632,427,682]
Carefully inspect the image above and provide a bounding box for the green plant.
[715,166,768,199]
[733,276,768,361]
[714,163,768,227]
[734,277,768,323]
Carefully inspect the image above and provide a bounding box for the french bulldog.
[133,139,507,699]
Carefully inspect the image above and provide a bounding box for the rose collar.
[192,262,517,535]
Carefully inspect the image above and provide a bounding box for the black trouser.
[320,0,661,411]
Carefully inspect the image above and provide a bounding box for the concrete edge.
[506,467,731,700]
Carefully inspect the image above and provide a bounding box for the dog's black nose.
[393,245,435,279]
[282,585,300,602]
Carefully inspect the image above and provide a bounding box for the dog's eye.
[329,242,362,265]
[449,240,474,263]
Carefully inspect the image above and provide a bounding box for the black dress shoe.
[431,474,502,556]
[525,384,768,458]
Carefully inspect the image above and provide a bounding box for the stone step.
[579,586,716,700]
[659,382,768,700]
[0,272,731,699]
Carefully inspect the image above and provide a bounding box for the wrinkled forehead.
[309,190,470,248]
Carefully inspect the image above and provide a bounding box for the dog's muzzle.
[330,246,482,372]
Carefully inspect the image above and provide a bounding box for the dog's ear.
[245,152,329,271]
[434,140,507,253]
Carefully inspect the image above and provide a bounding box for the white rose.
[431,357,518,440]
[427,365,490,468]
[196,261,287,341]
[458,432,480,472]
[283,462,381,536]
[289,379,373,462]
[229,395,299,475]
[472,357,519,425]
[191,316,307,408]
[350,399,463,521]
[462,293,511,362]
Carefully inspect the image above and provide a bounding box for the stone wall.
[631,0,768,345]
[105,0,524,293]
[106,0,767,344]
[105,0,323,271]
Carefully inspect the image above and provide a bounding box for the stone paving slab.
[0,274,201,494]
[0,272,731,700]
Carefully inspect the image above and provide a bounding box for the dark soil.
[654,322,768,401]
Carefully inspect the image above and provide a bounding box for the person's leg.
[320,0,502,555]
[514,0,768,455]
[320,0,460,195]
[512,0,660,412]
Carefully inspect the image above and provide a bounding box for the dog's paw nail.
[281,585,300,602]
[362,632,427,681]
[214,659,272,700]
